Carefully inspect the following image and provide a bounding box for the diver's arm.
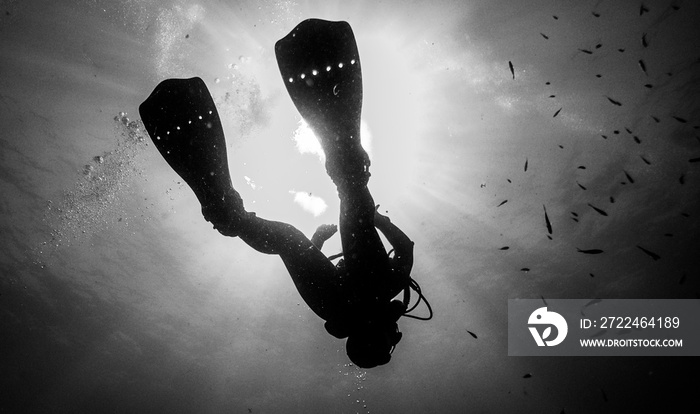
[310,224,338,250]
[374,208,414,276]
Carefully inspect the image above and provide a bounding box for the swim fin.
[275,19,370,187]
[139,77,245,233]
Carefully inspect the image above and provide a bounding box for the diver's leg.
[336,184,391,287]
[236,215,341,321]
[235,215,314,256]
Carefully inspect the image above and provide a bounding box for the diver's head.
[345,320,402,369]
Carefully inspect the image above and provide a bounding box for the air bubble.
[300,73,306,79]
[326,66,331,71]
[338,62,344,68]
[312,69,318,76]
[288,77,294,83]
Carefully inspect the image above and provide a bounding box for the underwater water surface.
[1,0,699,412]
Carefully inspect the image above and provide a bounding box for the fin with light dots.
[139,77,245,233]
[275,19,369,186]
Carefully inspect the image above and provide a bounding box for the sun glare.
[291,118,374,164]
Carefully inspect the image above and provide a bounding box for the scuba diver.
[139,19,431,368]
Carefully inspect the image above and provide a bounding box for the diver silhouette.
[139,19,431,368]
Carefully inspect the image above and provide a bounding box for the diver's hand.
[311,223,337,249]
[315,224,338,240]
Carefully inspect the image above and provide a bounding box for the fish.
[579,48,593,55]
[640,4,649,15]
[595,43,602,49]
[499,246,510,250]
[672,116,688,123]
[553,107,562,117]
[641,33,648,47]
[521,268,530,272]
[559,145,564,149]
[644,84,653,89]
[540,33,549,40]
[636,245,660,261]
[543,205,553,234]
[601,135,608,139]
[572,218,579,223]
[552,15,558,19]
[601,388,608,403]
[523,373,532,379]
[577,248,604,254]
[570,212,578,217]
[509,61,515,79]
[640,155,651,165]
[588,203,608,216]
[679,273,686,285]
[638,59,647,75]
[681,212,690,217]
[592,11,600,17]
[549,95,556,98]
[524,158,528,171]
[609,196,615,203]
[577,165,586,170]
[540,295,548,306]
[623,170,635,183]
[679,173,685,184]
[596,74,602,78]
[651,115,660,123]
[605,96,622,106]
[633,136,641,144]
[690,158,700,163]
[589,273,595,277]
[618,48,625,53]
[577,181,587,190]
[664,233,673,237]
[497,200,508,207]
[467,330,478,339]
[625,127,632,134]
[584,298,602,308]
